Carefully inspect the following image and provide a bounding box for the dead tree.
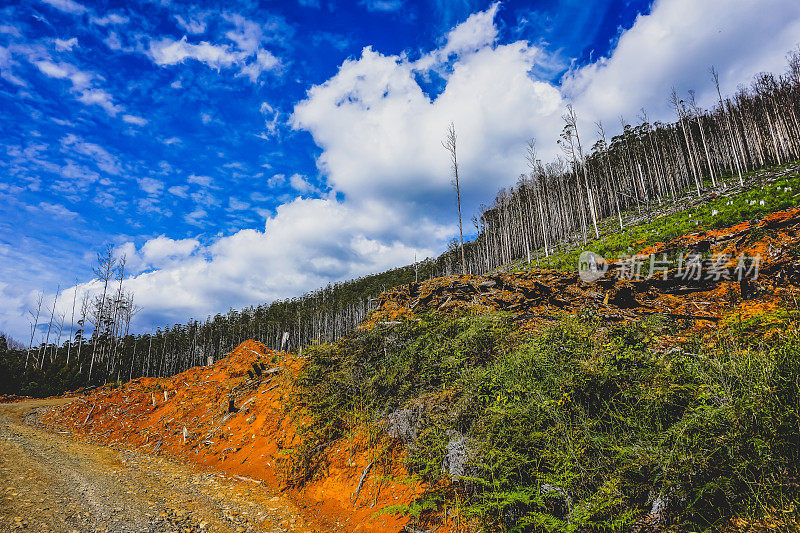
[26,292,43,370]
[443,121,467,276]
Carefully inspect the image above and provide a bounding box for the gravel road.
[0,399,309,533]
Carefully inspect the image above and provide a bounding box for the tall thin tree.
[443,121,467,276]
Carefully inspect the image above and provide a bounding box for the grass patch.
[522,165,800,272]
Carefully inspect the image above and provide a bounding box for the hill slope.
[34,205,800,532]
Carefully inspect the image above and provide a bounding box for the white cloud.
[289,173,316,194]
[54,37,78,52]
[138,177,164,195]
[267,173,285,187]
[0,25,22,37]
[174,15,207,34]
[563,0,800,129]
[90,13,129,26]
[122,114,148,126]
[34,201,80,219]
[361,0,403,12]
[440,2,499,58]
[149,36,240,68]
[147,15,282,82]
[40,0,88,15]
[61,134,122,175]
[187,174,212,187]
[238,49,280,82]
[141,236,199,263]
[168,185,189,197]
[34,60,123,116]
[0,45,26,87]
[76,88,122,116]
[292,36,563,219]
[184,207,207,226]
[229,197,250,210]
[93,198,433,328]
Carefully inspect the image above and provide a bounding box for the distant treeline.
[1,261,445,396]
[4,50,800,396]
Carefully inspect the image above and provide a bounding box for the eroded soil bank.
[0,398,308,532]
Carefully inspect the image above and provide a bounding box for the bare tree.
[563,105,600,239]
[26,292,43,369]
[76,292,90,375]
[711,66,744,186]
[40,286,60,368]
[89,246,116,381]
[442,121,467,275]
[66,280,78,366]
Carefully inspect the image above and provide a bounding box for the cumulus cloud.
[563,0,800,127]
[292,28,563,219]
[110,198,434,326]
[141,236,200,265]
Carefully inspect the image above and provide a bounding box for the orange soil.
[369,207,800,335]
[42,340,426,533]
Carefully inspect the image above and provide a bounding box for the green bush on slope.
[294,309,800,531]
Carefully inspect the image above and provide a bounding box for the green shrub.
[293,309,800,531]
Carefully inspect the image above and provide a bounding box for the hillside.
[34,203,800,532]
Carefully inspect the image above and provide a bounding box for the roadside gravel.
[0,399,309,533]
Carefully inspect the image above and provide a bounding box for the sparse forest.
[4,49,800,397]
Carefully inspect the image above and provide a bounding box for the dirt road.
[0,399,310,533]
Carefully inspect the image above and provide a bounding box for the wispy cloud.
[122,114,148,126]
[90,13,129,26]
[54,37,78,51]
[61,134,122,175]
[34,60,123,116]
[40,0,88,15]
[361,0,404,12]
[187,174,212,187]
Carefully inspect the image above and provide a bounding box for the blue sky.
[2,0,799,340]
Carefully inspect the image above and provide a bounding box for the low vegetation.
[292,307,800,531]
[523,165,800,272]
